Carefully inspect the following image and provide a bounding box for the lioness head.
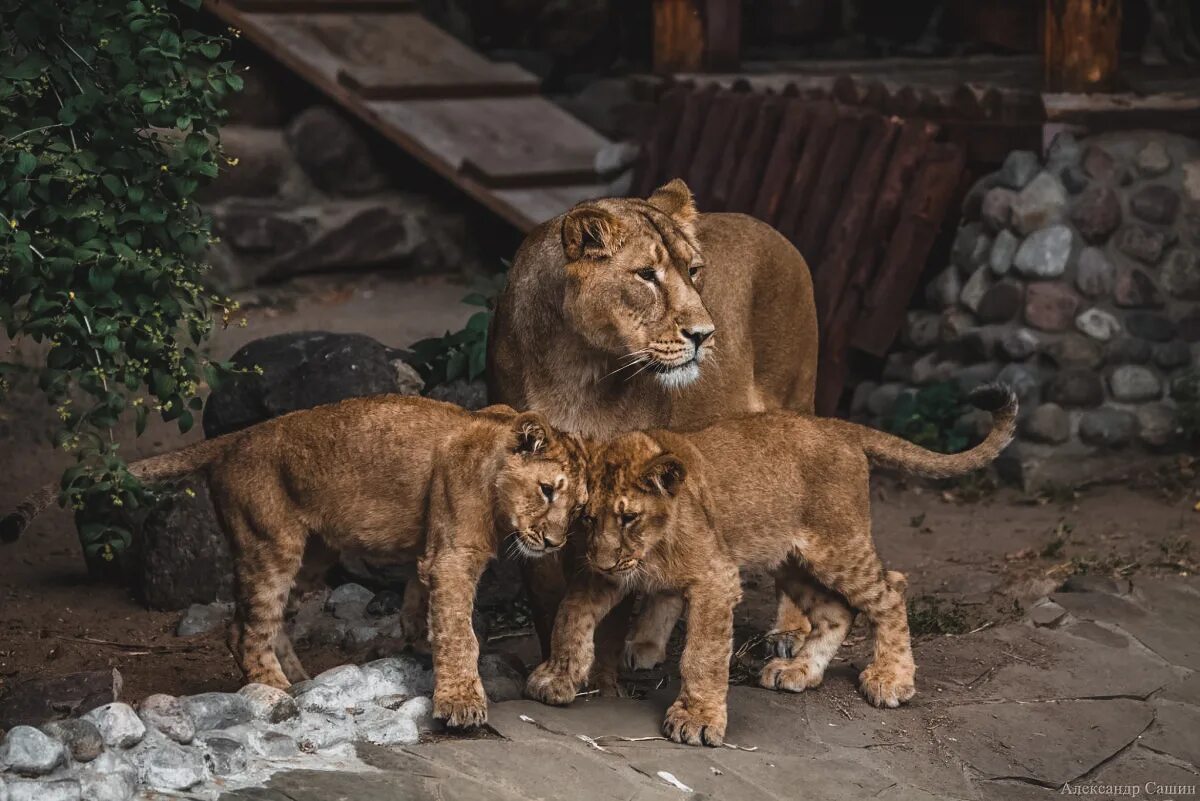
[581,433,687,582]
[495,411,590,557]
[560,179,715,390]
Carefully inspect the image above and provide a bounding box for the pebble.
[176,602,233,637]
[1047,369,1104,407]
[1074,247,1116,297]
[977,282,1023,323]
[1161,249,1200,300]
[1013,225,1073,278]
[84,703,146,749]
[1046,132,1081,169]
[1113,267,1163,308]
[999,150,1040,189]
[1075,308,1122,342]
[1047,334,1103,369]
[39,719,103,764]
[1024,281,1080,332]
[183,693,253,731]
[1079,408,1137,448]
[1106,337,1153,365]
[980,187,1016,232]
[926,265,962,310]
[988,229,1019,275]
[1082,144,1116,181]
[903,311,941,351]
[1068,184,1121,243]
[1137,403,1178,448]
[1114,225,1168,265]
[5,778,80,801]
[0,726,66,776]
[1136,141,1171,176]
[959,267,992,312]
[998,328,1039,361]
[1108,366,1162,402]
[1011,172,1068,235]
[1029,600,1068,628]
[1129,184,1180,225]
[910,353,957,385]
[1153,341,1192,370]
[238,683,300,724]
[1022,403,1070,444]
[326,583,375,620]
[139,694,196,744]
[1124,311,1175,342]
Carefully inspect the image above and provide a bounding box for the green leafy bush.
[406,270,506,388]
[886,381,972,454]
[0,0,241,568]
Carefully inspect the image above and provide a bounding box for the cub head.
[582,433,687,583]
[560,179,715,390]
[495,411,589,557]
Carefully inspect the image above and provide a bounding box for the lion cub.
[3,395,587,728]
[526,385,1016,746]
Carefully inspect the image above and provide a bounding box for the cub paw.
[858,662,916,709]
[662,701,726,747]
[525,663,578,706]
[766,628,805,659]
[433,680,488,728]
[623,640,667,671]
[759,656,823,693]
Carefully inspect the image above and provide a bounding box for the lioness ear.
[562,206,622,261]
[639,453,687,497]
[647,179,697,229]
[513,411,553,455]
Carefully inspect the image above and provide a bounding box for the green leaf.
[135,403,148,435]
[15,151,37,176]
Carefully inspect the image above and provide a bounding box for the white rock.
[78,751,137,801]
[1075,308,1122,342]
[364,657,434,696]
[989,229,1019,275]
[1013,225,1073,279]
[959,266,992,313]
[238,683,299,723]
[139,693,196,744]
[129,730,207,791]
[196,732,248,776]
[281,711,356,752]
[84,704,146,749]
[176,602,233,637]
[6,778,80,801]
[0,726,66,776]
[1010,171,1067,235]
[397,696,436,731]
[183,692,253,730]
[326,583,374,620]
[353,706,420,746]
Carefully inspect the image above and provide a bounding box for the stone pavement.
[222,576,1200,801]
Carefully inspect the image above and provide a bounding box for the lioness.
[489,179,819,670]
[525,385,1017,746]
[2,396,587,727]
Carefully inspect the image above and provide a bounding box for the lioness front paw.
[433,680,488,728]
[759,656,823,693]
[858,662,915,709]
[623,640,667,670]
[525,663,578,706]
[662,701,726,747]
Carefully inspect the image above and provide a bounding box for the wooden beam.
[654,0,704,74]
[1043,0,1121,92]
[702,0,741,71]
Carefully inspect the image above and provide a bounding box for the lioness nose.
[682,326,714,349]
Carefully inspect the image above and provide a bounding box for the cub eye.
[688,264,702,279]
[540,483,555,502]
[636,267,657,283]
[620,512,639,526]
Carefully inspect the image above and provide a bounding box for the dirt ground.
[1,273,1197,710]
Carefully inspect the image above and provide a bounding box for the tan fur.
[527,386,1016,746]
[4,396,588,728]
[488,179,819,668]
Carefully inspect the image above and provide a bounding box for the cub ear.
[647,178,698,229]
[639,452,687,497]
[512,411,553,455]
[562,206,622,261]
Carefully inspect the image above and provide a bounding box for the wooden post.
[652,0,741,74]
[1043,0,1121,92]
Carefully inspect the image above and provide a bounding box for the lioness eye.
[620,512,638,526]
[540,483,555,502]
[688,264,702,279]
[636,267,657,283]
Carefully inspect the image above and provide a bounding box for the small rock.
[1079,408,1137,447]
[959,267,992,312]
[998,328,1039,361]
[977,282,1023,323]
[327,582,375,620]
[1114,225,1168,265]
[39,719,103,764]
[1047,334,1103,369]
[1106,337,1153,365]
[1130,184,1180,225]
[1113,267,1163,308]
[988,229,1019,275]
[1075,308,1122,342]
[1047,369,1104,407]
[1059,164,1089,194]
[911,353,957,386]
[1124,311,1175,342]
[1153,341,1192,370]
[130,730,207,791]
[1046,132,1082,169]
[1011,172,1068,235]
[197,733,247,777]
[1024,281,1080,332]
[1137,403,1178,448]
[257,731,301,759]
[997,363,1040,405]
[1075,247,1116,297]
[1069,184,1121,243]
[849,381,877,416]
[867,384,904,418]
[365,589,404,618]
[5,779,80,801]
[176,602,233,637]
[1161,249,1200,299]
[84,703,146,749]
[926,265,962,310]
[182,693,253,731]
[139,694,195,744]
[1014,225,1074,278]
[0,726,66,776]
[353,707,420,746]
[364,656,434,696]
[903,311,941,351]
[1082,145,1116,181]
[1109,365,1162,402]
[981,187,1016,232]
[1022,404,1070,444]
[286,711,357,752]
[78,751,137,801]
[238,683,299,724]
[999,150,1040,189]
[951,223,988,274]
[397,696,436,731]
[1029,599,1068,627]
[1136,141,1171,176]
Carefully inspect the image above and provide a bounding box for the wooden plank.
[685,89,746,207]
[775,101,837,243]
[1042,91,1200,132]
[663,84,718,186]
[726,93,786,214]
[654,0,704,74]
[233,0,414,11]
[794,113,868,261]
[1043,0,1121,93]
[851,143,966,356]
[703,0,742,70]
[338,63,540,100]
[708,92,764,212]
[493,184,611,226]
[634,85,688,197]
[751,101,813,226]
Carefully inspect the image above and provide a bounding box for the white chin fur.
[653,362,702,390]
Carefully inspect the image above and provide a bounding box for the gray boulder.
[0,726,66,776]
[1079,408,1137,448]
[39,719,103,763]
[139,694,196,744]
[84,703,146,749]
[1013,225,1074,278]
[182,693,253,731]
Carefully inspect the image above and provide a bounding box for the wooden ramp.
[205,0,616,231]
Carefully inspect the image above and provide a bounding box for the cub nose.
[682,326,714,350]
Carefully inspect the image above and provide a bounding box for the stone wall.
[853,131,1200,487]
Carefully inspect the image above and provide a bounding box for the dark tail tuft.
[0,513,25,543]
[968,382,1016,414]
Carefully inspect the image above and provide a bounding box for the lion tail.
[854,383,1018,479]
[1,438,229,544]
